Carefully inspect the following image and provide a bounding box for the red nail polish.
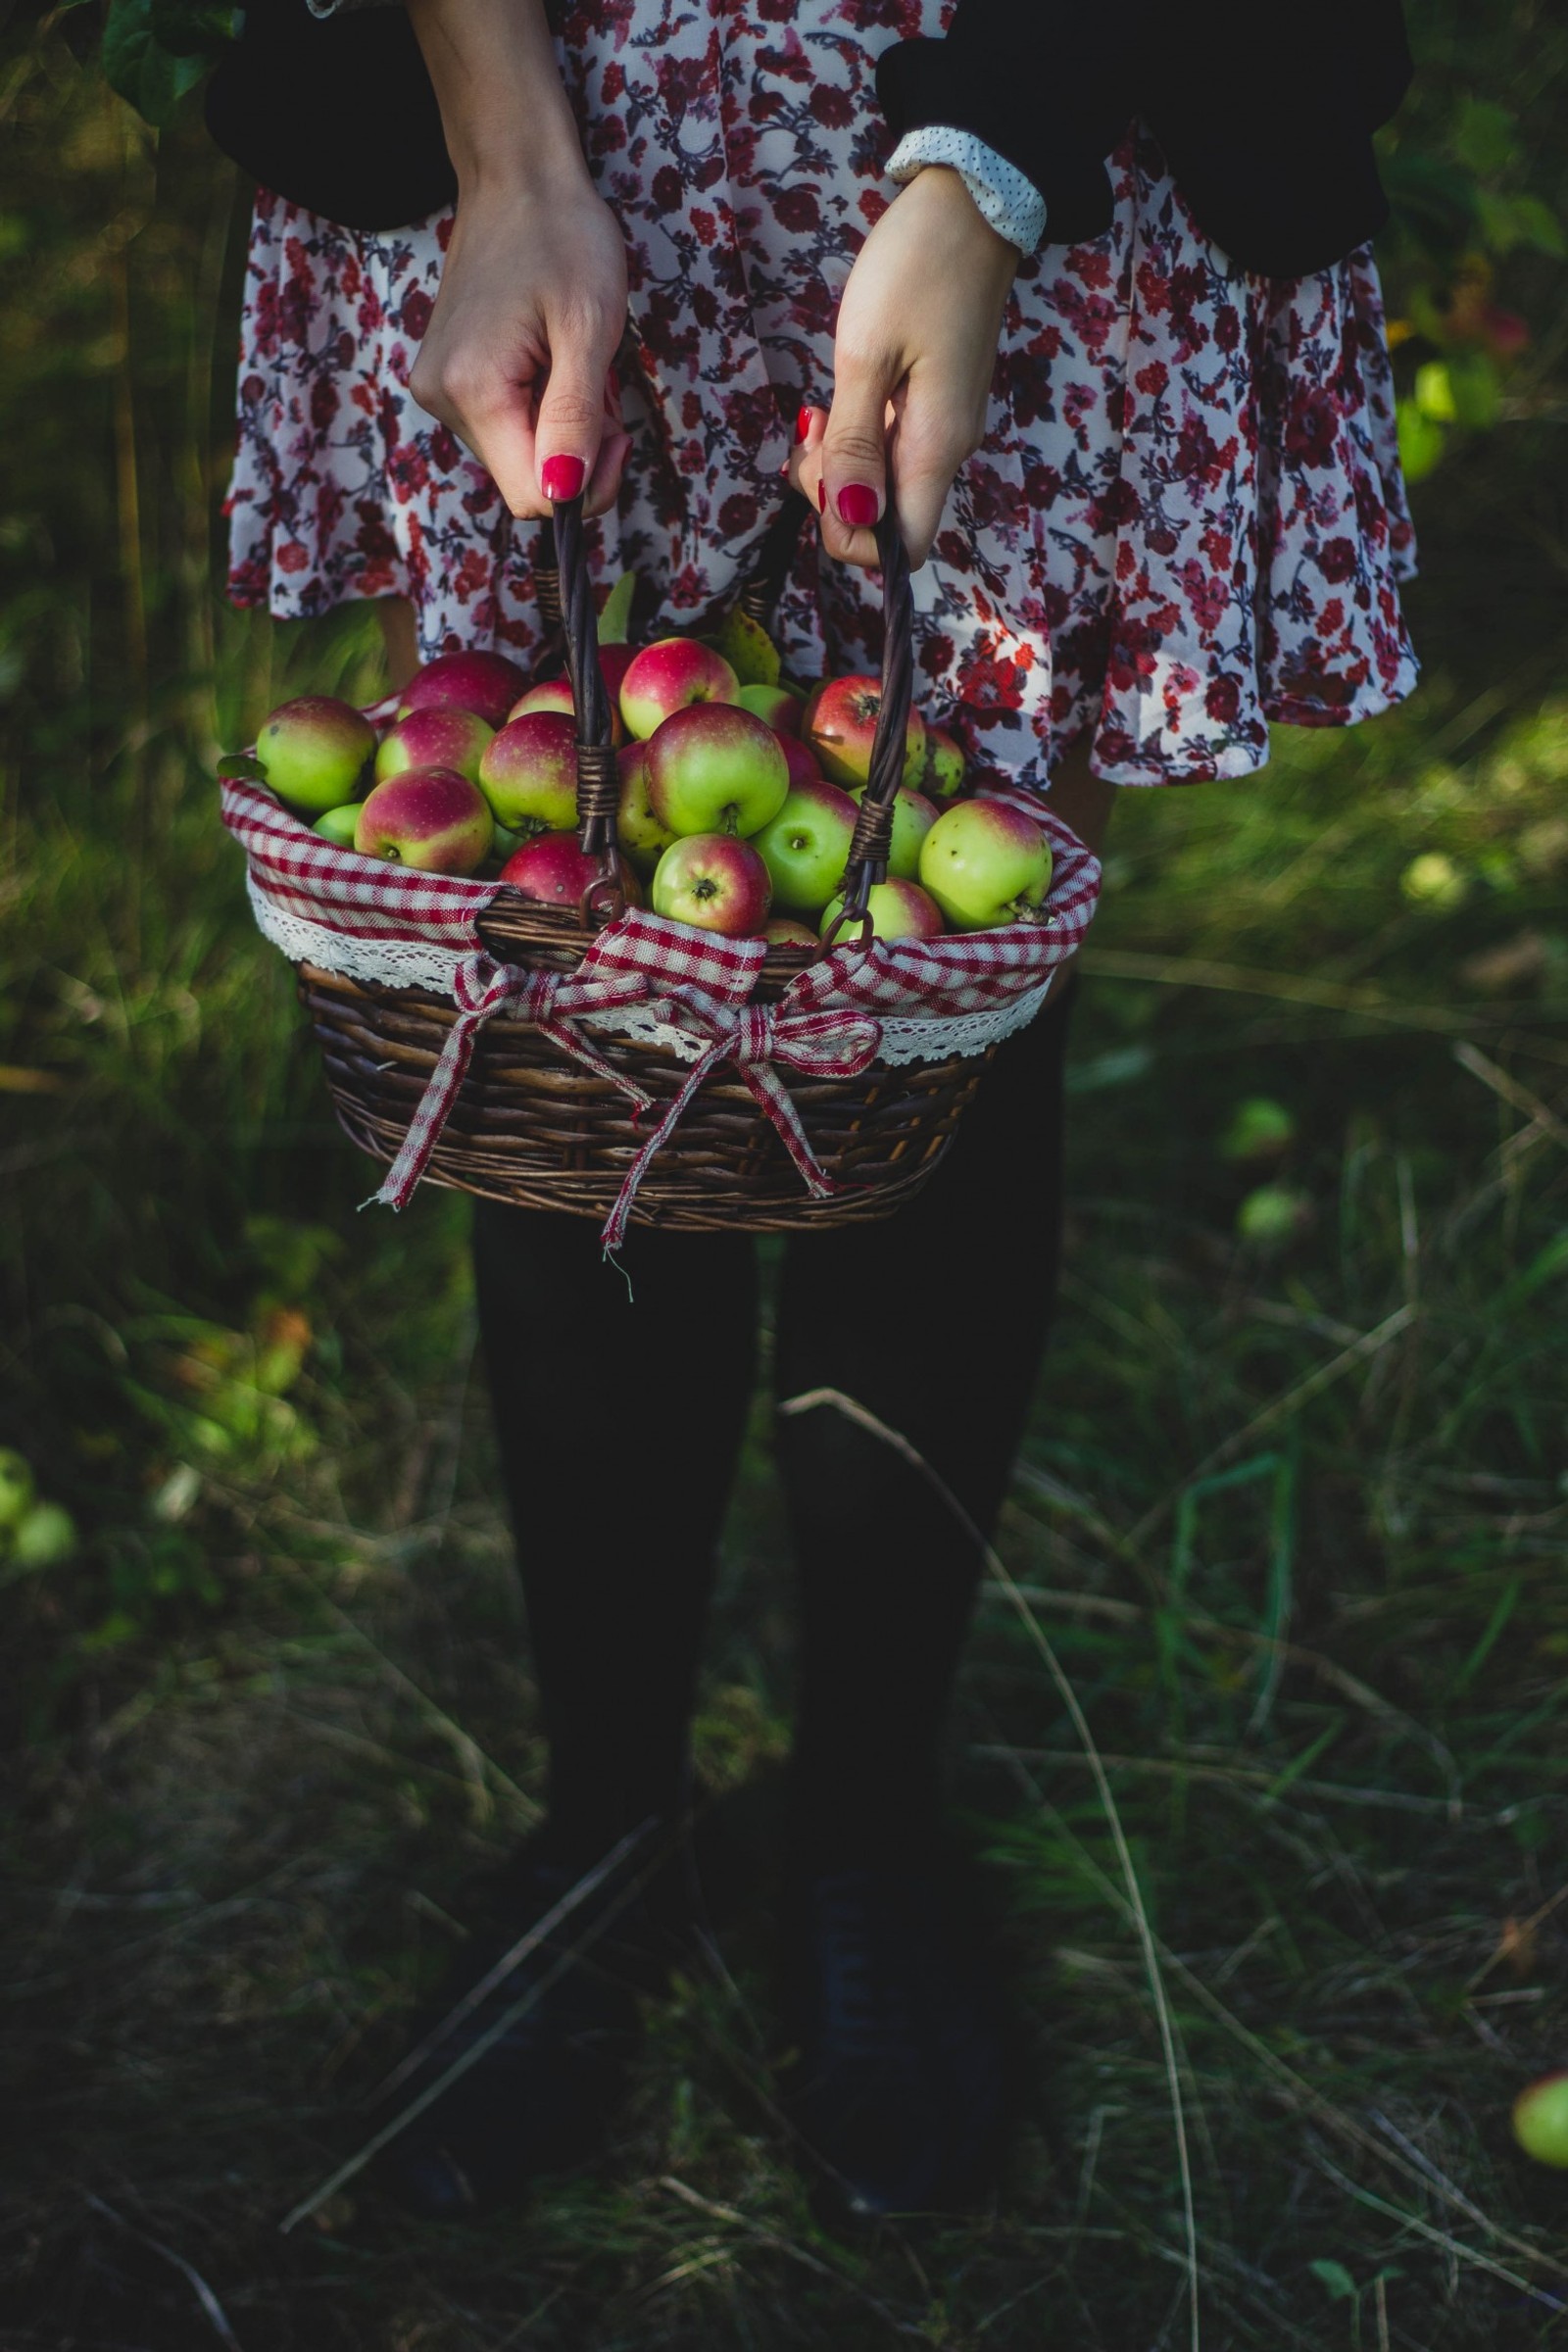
[837,483,879,529]
[816,478,827,513]
[795,406,812,445]
[540,454,586,503]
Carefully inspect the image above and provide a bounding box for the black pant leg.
[472,1200,760,1856]
[772,977,1077,1865]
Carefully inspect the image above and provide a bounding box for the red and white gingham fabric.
[220,772,1100,1238]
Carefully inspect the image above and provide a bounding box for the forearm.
[405,0,588,196]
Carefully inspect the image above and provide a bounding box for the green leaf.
[1507,194,1566,259]
[150,0,242,59]
[1452,97,1515,179]
[596,569,636,646]
[217,752,268,784]
[713,603,781,688]
[102,0,208,127]
[1396,399,1446,484]
[1309,2260,1359,2303]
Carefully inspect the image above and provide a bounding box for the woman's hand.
[791,166,1018,568]
[409,175,630,520]
[405,0,629,517]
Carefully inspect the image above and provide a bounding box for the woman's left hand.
[790,166,1019,570]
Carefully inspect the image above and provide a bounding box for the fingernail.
[816,478,826,513]
[540,454,586,503]
[795,406,812,445]
[837,483,880,529]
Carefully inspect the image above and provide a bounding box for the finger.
[820,344,897,566]
[534,311,619,507]
[410,347,547,520]
[886,368,983,567]
[583,427,631,519]
[786,400,826,499]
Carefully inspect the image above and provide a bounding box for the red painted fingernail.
[540,454,586,503]
[836,483,880,529]
[816,478,827,513]
[795,406,812,444]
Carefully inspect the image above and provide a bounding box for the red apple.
[399,649,526,730]
[851,784,937,880]
[355,767,493,875]
[923,725,966,801]
[615,740,676,873]
[375,705,494,787]
[598,642,638,708]
[256,695,374,813]
[478,710,579,833]
[918,799,1052,929]
[752,776,859,914]
[819,879,945,943]
[803,674,927,793]
[507,668,627,743]
[646,703,789,840]
[651,832,771,938]
[738,681,806,735]
[500,831,641,912]
[781,733,823,791]
[619,636,739,739]
[762,915,820,950]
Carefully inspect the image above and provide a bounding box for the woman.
[212,0,1418,2219]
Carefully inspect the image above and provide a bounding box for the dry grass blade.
[657,2177,928,2337]
[1453,1040,1568,1153]
[778,1385,1203,2352]
[1078,948,1567,1044]
[83,2194,245,2350]
[1310,2157,1567,2313]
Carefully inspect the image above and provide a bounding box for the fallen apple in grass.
[646,704,789,839]
[257,695,375,813]
[851,784,937,881]
[819,878,945,943]
[312,804,364,848]
[1514,2074,1568,2168]
[651,832,771,938]
[803,674,927,792]
[752,777,859,914]
[479,710,579,833]
[619,636,739,739]
[615,741,676,873]
[501,831,640,912]
[375,705,494,787]
[399,648,526,730]
[355,766,493,874]
[918,799,1052,929]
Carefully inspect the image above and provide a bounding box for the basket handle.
[552,492,627,924]
[823,502,914,950]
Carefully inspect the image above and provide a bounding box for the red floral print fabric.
[226,0,1417,792]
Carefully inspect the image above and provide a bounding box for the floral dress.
[225,0,1418,793]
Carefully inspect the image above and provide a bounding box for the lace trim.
[250,891,1055,1063]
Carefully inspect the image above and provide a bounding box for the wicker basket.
[231,492,1095,1237]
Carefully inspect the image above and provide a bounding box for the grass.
[4,20,1568,2352]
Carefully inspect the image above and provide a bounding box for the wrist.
[900,166,1018,284]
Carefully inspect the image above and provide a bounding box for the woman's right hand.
[408,173,631,521]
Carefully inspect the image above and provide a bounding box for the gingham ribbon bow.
[601,994,882,1250]
[373,950,655,1211]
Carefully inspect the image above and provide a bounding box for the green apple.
[256,696,375,814]
[917,799,1052,929]
[1514,2073,1568,2168]
[9,1500,77,1570]
[819,879,945,943]
[646,704,789,839]
[752,777,859,913]
[312,804,363,848]
[923,725,966,800]
[852,784,937,881]
[0,1449,35,1531]
[738,682,806,735]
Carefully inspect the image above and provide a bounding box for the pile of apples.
[250,626,1054,947]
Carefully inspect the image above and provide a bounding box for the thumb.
[819,346,895,563]
[534,328,613,506]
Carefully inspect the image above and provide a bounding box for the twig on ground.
[84,2194,244,2350]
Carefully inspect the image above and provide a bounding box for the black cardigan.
[207,0,1412,279]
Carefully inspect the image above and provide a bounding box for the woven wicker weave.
[288,492,1031,1231]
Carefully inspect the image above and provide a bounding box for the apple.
[507,667,627,743]
[355,766,493,875]
[781,733,823,791]
[312,804,364,848]
[10,1499,77,1569]
[738,681,805,735]
[1514,2074,1568,2168]
[479,710,579,833]
[501,831,640,912]
[819,879,945,943]
[616,741,676,873]
[802,674,927,793]
[918,799,1052,929]
[923,725,966,801]
[490,820,525,864]
[0,1448,35,1531]
[619,636,739,739]
[375,706,494,787]
[256,695,374,813]
[752,777,859,914]
[851,784,937,881]
[598,642,638,709]
[646,704,789,840]
[762,915,820,951]
[399,648,526,730]
[651,832,771,938]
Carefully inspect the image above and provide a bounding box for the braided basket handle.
[553,494,627,924]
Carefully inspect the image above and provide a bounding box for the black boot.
[781,1865,1008,2220]
[371,1823,689,2217]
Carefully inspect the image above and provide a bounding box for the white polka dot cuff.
[887,126,1048,256]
